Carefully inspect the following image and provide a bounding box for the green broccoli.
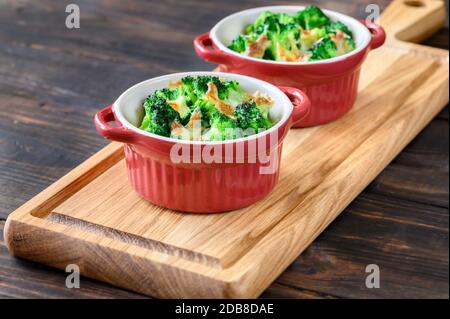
[299,27,327,51]
[309,37,338,61]
[234,101,271,133]
[245,11,302,61]
[295,5,330,29]
[140,97,178,137]
[326,21,353,37]
[253,11,296,33]
[278,13,296,25]
[325,21,356,56]
[192,98,215,128]
[143,86,191,124]
[139,76,274,141]
[253,11,281,34]
[244,23,255,34]
[228,35,248,53]
[265,23,302,61]
[181,75,238,100]
[228,6,356,62]
[336,36,356,55]
[202,111,238,141]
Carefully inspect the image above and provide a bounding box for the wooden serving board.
[4,0,449,298]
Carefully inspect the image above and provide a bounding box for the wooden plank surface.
[0,0,448,298]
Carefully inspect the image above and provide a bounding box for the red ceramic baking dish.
[94,72,310,213]
[194,6,386,127]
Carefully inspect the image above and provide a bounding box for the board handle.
[380,0,446,43]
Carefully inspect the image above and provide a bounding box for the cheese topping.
[170,120,190,140]
[205,82,236,119]
[247,34,270,58]
[252,92,274,107]
[168,80,182,89]
[168,95,190,119]
[186,109,201,129]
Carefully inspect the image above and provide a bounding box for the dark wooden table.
[0,0,448,299]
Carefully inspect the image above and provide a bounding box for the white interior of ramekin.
[113,72,293,145]
[210,5,372,65]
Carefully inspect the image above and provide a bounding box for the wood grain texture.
[0,221,146,299]
[271,192,449,298]
[0,0,448,299]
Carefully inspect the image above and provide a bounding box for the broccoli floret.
[309,37,338,61]
[140,97,178,137]
[221,79,241,100]
[278,13,296,25]
[228,35,248,53]
[253,11,281,34]
[295,5,330,29]
[244,23,255,34]
[180,75,211,98]
[326,21,353,37]
[202,111,238,141]
[144,86,191,124]
[300,27,327,51]
[329,28,356,56]
[234,101,271,133]
[166,89,191,122]
[173,82,197,108]
[222,83,249,108]
[266,24,302,61]
[336,36,356,55]
[180,75,207,99]
[253,11,296,33]
[192,98,215,128]
[181,75,238,100]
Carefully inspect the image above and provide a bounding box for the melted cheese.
[170,120,190,140]
[168,95,190,119]
[205,82,236,119]
[247,34,270,59]
[331,30,350,55]
[187,109,201,129]
[252,91,274,107]
[186,109,202,140]
[170,110,203,141]
[168,80,182,89]
[277,43,298,62]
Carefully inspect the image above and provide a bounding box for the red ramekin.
[94,72,310,213]
[194,6,386,127]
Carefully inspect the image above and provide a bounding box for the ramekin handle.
[279,87,311,127]
[194,32,230,65]
[361,20,386,50]
[94,105,139,144]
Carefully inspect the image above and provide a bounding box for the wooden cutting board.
[4,0,449,298]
